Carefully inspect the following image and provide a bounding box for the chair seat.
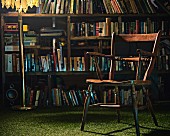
[86,79,151,86]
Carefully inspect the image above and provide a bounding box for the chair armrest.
[137,49,155,57]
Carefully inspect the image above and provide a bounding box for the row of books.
[4,20,169,49]
[25,85,145,107]
[102,88,144,106]
[70,19,112,37]
[96,56,150,72]
[4,52,151,73]
[4,32,38,47]
[41,0,170,14]
[4,52,85,72]
[70,20,170,37]
[42,0,94,14]
[102,0,169,14]
[25,86,98,107]
[5,53,20,72]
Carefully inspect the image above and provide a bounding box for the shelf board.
[3,13,169,18]
[4,70,136,76]
[2,13,68,18]
[5,71,97,76]
[71,36,111,40]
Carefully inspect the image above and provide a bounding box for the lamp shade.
[1,0,40,12]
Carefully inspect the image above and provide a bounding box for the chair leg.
[115,86,120,123]
[142,87,158,126]
[81,84,92,131]
[131,81,140,136]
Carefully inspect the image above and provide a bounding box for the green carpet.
[0,102,170,136]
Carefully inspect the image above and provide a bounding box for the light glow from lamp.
[1,0,40,13]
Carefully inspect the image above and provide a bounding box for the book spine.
[35,90,40,107]
[12,53,17,72]
[60,0,65,14]
[42,0,50,13]
[70,0,74,14]
[105,18,111,36]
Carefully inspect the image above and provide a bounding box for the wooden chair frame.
[80,30,162,136]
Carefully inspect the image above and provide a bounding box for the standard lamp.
[1,0,40,110]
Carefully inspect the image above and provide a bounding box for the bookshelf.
[1,1,170,107]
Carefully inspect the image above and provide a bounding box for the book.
[67,0,71,13]
[105,0,114,14]
[75,90,83,105]
[136,0,146,13]
[68,91,76,106]
[73,57,78,71]
[75,0,80,14]
[45,0,52,13]
[70,90,79,105]
[41,56,48,72]
[102,0,109,13]
[70,0,75,14]
[16,54,20,72]
[59,41,65,70]
[134,0,144,13]
[57,49,61,71]
[64,0,69,13]
[12,53,17,72]
[53,0,57,13]
[61,90,70,106]
[83,0,86,14]
[105,18,111,36]
[35,90,41,107]
[129,0,137,13]
[116,0,128,13]
[60,0,66,14]
[55,88,60,106]
[31,53,35,72]
[5,45,19,51]
[5,54,13,72]
[56,0,62,14]
[29,89,34,106]
[27,53,32,72]
[123,0,133,13]
[111,0,122,13]
[143,0,152,13]
[42,0,50,13]
[86,0,90,14]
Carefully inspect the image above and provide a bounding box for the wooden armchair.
[80,30,162,136]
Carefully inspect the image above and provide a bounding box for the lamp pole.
[12,10,34,110]
[2,0,39,110]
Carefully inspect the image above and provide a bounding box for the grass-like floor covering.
[0,102,170,136]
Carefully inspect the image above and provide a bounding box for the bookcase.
[1,1,170,107]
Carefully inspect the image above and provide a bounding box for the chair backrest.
[109,30,162,81]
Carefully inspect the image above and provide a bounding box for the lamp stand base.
[12,105,35,110]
